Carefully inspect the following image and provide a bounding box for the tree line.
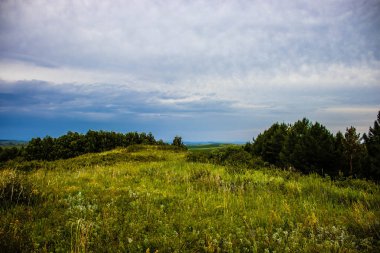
[1,112,379,181]
[0,131,186,162]
[244,111,380,180]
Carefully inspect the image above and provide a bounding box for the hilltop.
[1,145,379,252]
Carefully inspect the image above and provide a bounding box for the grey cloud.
[0,79,237,119]
[1,0,379,82]
[1,0,379,141]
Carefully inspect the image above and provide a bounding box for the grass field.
[1,146,379,252]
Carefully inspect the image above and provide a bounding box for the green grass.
[187,143,240,152]
[1,146,379,252]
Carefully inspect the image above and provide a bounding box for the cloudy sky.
[0,0,379,142]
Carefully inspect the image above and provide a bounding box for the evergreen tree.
[280,118,310,172]
[251,123,288,167]
[343,127,362,176]
[333,131,345,174]
[280,119,335,174]
[363,111,380,180]
[307,122,336,175]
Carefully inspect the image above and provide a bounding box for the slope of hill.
[1,146,379,252]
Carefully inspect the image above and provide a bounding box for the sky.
[0,0,379,142]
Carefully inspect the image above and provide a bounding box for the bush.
[186,151,212,163]
[126,144,146,152]
[187,146,266,170]
[0,147,21,162]
[0,170,39,208]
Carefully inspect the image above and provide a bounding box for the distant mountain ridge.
[0,140,28,146]
[184,141,245,146]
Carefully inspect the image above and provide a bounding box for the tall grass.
[1,146,379,252]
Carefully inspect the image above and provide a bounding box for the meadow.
[1,145,379,252]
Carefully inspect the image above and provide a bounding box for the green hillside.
[1,146,379,252]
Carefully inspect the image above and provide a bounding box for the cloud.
[321,106,379,114]
[315,106,380,134]
[1,59,378,107]
[0,0,379,140]
[1,0,379,74]
[0,79,236,119]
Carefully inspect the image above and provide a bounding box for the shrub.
[187,146,266,170]
[0,170,39,207]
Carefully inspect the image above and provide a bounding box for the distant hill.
[184,141,245,145]
[186,142,243,151]
[0,140,28,147]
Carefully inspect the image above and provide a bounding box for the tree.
[280,119,335,174]
[125,132,140,146]
[333,131,345,173]
[280,118,310,172]
[25,137,43,160]
[0,147,20,162]
[172,136,186,150]
[41,136,55,160]
[19,130,162,162]
[146,132,156,145]
[343,127,362,176]
[363,111,380,180]
[251,123,288,167]
[85,130,101,153]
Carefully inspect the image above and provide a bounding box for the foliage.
[0,169,40,207]
[1,146,168,171]
[333,131,346,173]
[363,111,380,180]
[171,136,187,150]
[245,122,288,167]
[247,114,380,179]
[0,147,22,162]
[0,146,379,252]
[343,127,365,176]
[187,145,266,171]
[280,119,336,175]
[0,130,172,163]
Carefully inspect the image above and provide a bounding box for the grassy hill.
[1,146,379,252]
